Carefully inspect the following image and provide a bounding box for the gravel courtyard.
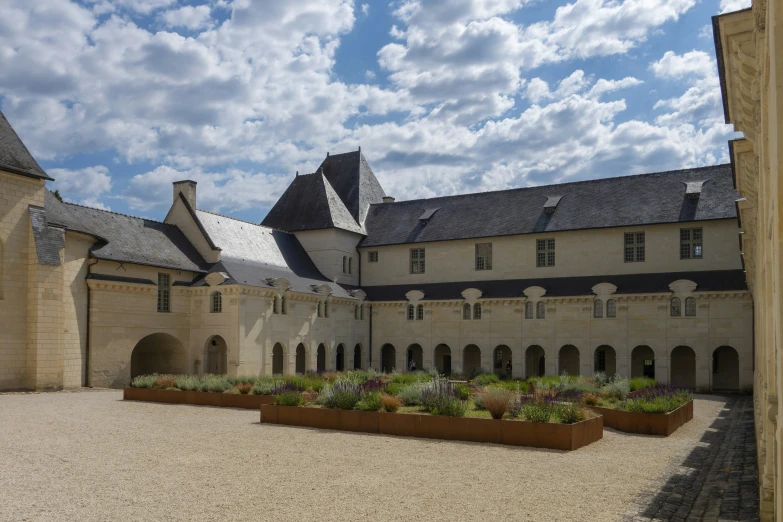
[0,391,755,521]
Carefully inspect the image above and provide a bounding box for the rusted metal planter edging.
[123,387,274,409]
[259,405,603,451]
[590,400,693,436]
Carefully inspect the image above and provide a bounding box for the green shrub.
[452,383,470,401]
[522,402,554,423]
[131,374,157,388]
[555,402,585,424]
[274,391,304,406]
[601,379,631,400]
[333,390,361,410]
[473,373,500,386]
[174,374,200,391]
[390,371,432,384]
[285,375,325,392]
[385,382,404,396]
[430,396,467,417]
[507,395,522,418]
[199,374,232,393]
[397,382,426,406]
[356,391,382,411]
[629,377,657,392]
[251,377,278,395]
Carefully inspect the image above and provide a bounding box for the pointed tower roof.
[316,150,386,225]
[0,110,52,180]
[261,171,364,234]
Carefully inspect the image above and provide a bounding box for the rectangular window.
[536,238,555,267]
[680,228,703,259]
[410,248,425,274]
[624,232,645,262]
[157,273,170,312]
[368,251,379,263]
[475,243,492,270]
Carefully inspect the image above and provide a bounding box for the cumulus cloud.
[650,50,723,126]
[720,0,751,14]
[159,5,213,30]
[525,71,641,102]
[48,165,113,208]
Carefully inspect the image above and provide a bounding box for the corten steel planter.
[590,400,693,436]
[123,388,274,409]
[259,405,603,451]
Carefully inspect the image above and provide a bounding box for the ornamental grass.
[380,393,401,412]
[477,387,514,419]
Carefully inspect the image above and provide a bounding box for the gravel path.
[0,391,733,522]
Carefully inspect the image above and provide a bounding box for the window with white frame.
[671,297,681,316]
[157,273,170,312]
[593,299,603,318]
[685,297,696,316]
[624,232,645,262]
[536,301,546,319]
[407,304,415,320]
[210,291,222,313]
[525,301,534,319]
[475,243,492,270]
[473,303,482,320]
[536,239,555,267]
[410,248,425,273]
[368,251,379,263]
[463,303,471,320]
[606,299,616,318]
[680,228,703,259]
[416,304,424,321]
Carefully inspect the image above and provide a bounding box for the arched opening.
[205,335,228,374]
[493,345,512,377]
[335,344,345,372]
[463,344,482,377]
[558,345,580,376]
[380,344,396,373]
[631,345,655,379]
[671,345,696,389]
[525,345,545,378]
[295,343,307,374]
[593,345,616,375]
[317,343,327,372]
[272,342,284,374]
[353,344,362,370]
[434,344,451,376]
[406,344,423,371]
[130,333,187,380]
[712,346,739,390]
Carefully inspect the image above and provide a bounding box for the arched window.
[342,256,347,274]
[473,303,482,320]
[210,291,222,313]
[536,301,546,319]
[348,257,353,274]
[281,295,286,315]
[354,305,359,320]
[317,301,323,318]
[606,299,616,318]
[685,297,696,316]
[671,297,682,317]
[407,304,415,320]
[525,301,533,319]
[593,299,603,318]
[416,304,424,320]
[463,303,471,320]
[360,305,364,320]
[324,301,329,318]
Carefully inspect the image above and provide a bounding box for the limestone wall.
[294,228,363,286]
[61,233,92,388]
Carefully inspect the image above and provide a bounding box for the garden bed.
[590,400,693,436]
[124,387,274,409]
[259,404,603,451]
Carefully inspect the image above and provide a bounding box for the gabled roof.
[261,171,364,234]
[0,110,52,180]
[195,210,353,297]
[316,150,386,225]
[44,191,208,272]
[361,164,738,247]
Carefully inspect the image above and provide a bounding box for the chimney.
[382,196,395,203]
[173,180,197,209]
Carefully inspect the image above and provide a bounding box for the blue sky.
[0,0,749,222]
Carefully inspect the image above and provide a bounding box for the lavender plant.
[623,385,692,413]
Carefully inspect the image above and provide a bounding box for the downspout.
[85,258,99,387]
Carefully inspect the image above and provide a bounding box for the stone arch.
[712,346,739,390]
[670,345,696,389]
[295,343,307,374]
[380,344,396,373]
[130,333,188,379]
[558,345,580,376]
[406,344,423,371]
[434,344,452,376]
[593,345,616,375]
[493,345,512,377]
[205,335,228,374]
[631,345,655,379]
[463,344,482,377]
[272,342,285,375]
[335,343,345,372]
[353,344,362,370]
[525,345,545,378]
[317,343,327,372]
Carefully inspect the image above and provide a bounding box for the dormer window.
[210,291,222,313]
[416,304,424,320]
[463,303,471,320]
[685,297,696,316]
[536,301,546,319]
[525,301,534,319]
[543,196,562,214]
[593,299,603,318]
[606,299,616,318]
[407,304,415,321]
[671,297,681,317]
[473,303,482,320]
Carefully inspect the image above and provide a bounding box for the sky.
[0,0,751,223]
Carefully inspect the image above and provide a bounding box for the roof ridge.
[376,164,730,206]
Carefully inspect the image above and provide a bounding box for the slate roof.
[0,110,52,180]
[362,270,748,302]
[316,150,387,225]
[29,206,64,265]
[44,191,208,272]
[361,164,738,247]
[195,210,353,297]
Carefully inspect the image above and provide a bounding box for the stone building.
[714,1,781,519]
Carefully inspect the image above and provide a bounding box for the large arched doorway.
[406,344,423,372]
[593,345,616,375]
[295,343,307,374]
[206,335,228,374]
[671,345,696,389]
[631,345,655,379]
[525,345,545,378]
[317,344,327,372]
[130,333,188,379]
[559,345,580,376]
[335,344,345,372]
[272,343,284,375]
[381,344,396,372]
[434,344,451,375]
[494,345,512,377]
[353,344,362,370]
[463,344,482,377]
[712,346,739,391]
